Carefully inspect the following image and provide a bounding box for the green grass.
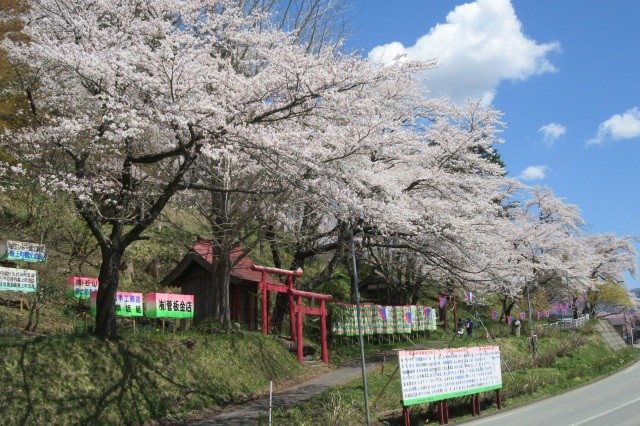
[271,321,638,425]
[0,330,308,425]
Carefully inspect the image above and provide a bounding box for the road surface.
[466,361,640,426]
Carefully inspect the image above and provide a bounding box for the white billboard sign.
[398,346,502,406]
[0,266,38,293]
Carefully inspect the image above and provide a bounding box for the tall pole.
[526,282,536,354]
[350,226,371,426]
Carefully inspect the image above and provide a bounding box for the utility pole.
[526,282,536,354]
[349,226,371,426]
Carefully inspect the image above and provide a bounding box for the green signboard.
[90,291,144,317]
[145,293,194,319]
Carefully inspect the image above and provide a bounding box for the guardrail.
[544,314,590,330]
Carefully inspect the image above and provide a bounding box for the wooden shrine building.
[160,239,281,328]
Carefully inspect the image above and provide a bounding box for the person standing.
[465,317,474,338]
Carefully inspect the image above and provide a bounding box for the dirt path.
[189,362,381,425]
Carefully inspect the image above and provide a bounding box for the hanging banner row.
[332,304,437,336]
[89,292,194,319]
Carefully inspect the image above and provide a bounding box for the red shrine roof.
[161,239,282,287]
[192,239,282,284]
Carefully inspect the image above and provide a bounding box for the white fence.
[545,314,590,330]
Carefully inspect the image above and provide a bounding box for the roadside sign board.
[145,293,194,319]
[0,266,37,293]
[0,240,46,262]
[90,291,144,317]
[68,276,99,299]
[398,346,502,406]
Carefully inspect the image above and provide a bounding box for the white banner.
[0,266,38,293]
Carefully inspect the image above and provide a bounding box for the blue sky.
[345,0,640,288]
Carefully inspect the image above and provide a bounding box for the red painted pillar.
[261,272,269,335]
[402,406,411,426]
[289,291,296,343]
[471,394,480,416]
[296,296,304,364]
[320,300,328,363]
[438,400,449,424]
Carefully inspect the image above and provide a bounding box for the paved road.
[190,363,378,425]
[465,361,640,426]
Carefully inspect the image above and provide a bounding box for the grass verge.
[0,330,309,425]
[271,321,638,425]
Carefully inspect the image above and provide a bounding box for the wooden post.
[133,318,136,333]
[320,299,328,363]
[402,406,411,426]
[442,300,448,331]
[372,364,399,410]
[495,389,502,409]
[453,299,458,333]
[162,319,165,332]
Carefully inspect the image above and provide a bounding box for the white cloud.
[587,107,640,146]
[538,122,566,146]
[368,0,560,105]
[518,165,550,181]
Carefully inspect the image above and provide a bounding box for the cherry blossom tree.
[4,0,434,337]
[581,233,637,315]
[483,185,594,317]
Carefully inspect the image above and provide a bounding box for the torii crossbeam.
[252,265,332,365]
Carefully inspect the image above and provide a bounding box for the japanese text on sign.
[1,240,46,262]
[145,293,194,319]
[0,266,37,293]
[398,346,502,406]
[67,276,99,299]
[90,291,144,317]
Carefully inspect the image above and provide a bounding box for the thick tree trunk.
[212,253,232,330]
[270,252,304,333]
[95,248,124,339]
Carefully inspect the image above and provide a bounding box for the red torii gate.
[252,265,331,365]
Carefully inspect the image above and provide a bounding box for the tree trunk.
[500,298,515,323]
[24,294,37,332]
[95,248,124,339]
[270,252,304,333]
[212,253,232,330]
